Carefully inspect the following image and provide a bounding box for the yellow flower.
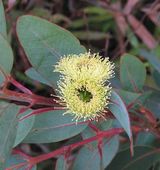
[55,52,114,83]
[58,79,111,120]
[54,52,114,121]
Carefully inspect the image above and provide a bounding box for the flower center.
[77,87,93,103]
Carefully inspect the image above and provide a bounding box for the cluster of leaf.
[0,0,160,170]
[3,0,160,54]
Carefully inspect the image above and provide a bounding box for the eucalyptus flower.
[54,52,114,121]
[55,52,114,83]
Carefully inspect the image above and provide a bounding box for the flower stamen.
[77,87,93,103]
[54,51,114,121]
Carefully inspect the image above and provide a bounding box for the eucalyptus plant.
[0,1,160,170]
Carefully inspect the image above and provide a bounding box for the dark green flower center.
[77,87,93,103]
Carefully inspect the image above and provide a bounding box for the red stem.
[5,162,27,170]
[0,89,57,107]
[7,126,144,170]
[9,76,33,94]
[30,128,124,165]
[0,76,60,108]
[88,122,100,133]
[19,107,65,121]
[139,106,157,125]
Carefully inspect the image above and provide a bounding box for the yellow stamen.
[54,52,114,121]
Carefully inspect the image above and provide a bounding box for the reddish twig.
[19,107,65,121]
[9,76,33,95]
[7,126,144,170]
[0,89,57,107]
[29,128,124,165]
[139,106,157,125]
[88,122,100,133]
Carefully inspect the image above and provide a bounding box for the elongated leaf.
[126,27,139,48]
[84,6,110,15]
[5,154,36,170]
[17,15,86,87]
[72,136,119,170]
[135,132,156,146]
[120,53,146,92]
[13,110,35,147]
[0,34,14,84]
[144,90,160,118]
[23,110,87,143]
[0,102,19,169]
[55,156,66,170]
[108,146,160,170]
[109,91,132,141]
[140,49,160,73]
[0,0,7,37]
[153,70,160,87]
[25,67,52,86]
[116,89,140,106]
[132,91,152,110]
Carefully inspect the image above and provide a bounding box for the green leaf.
[97,119,113,131]
[135,132,156,146]
[126,27,139,48]
[25,67,52,86]
[0,0,7,38]
[69,16,112,30]
[0,34,14,84]
[140,49,160,73]
[108,146,160,170]
[84,6,110,15]
[153,70,160,87]
[116,89,140,106]
[0,102,19,169]
[131,91,152,110]
[17,15,86,88]
[5,154,36,170]
[144,90,160,118]
[23,110,87,143]
[72,136,119,170]
[110,70,122,89]
[73,31,107,40]
[55,156,66,170]
[120,54,146,92]
[81,120,113,147]
[13,110,35,147]
[81,127,97,147]
[109,91,132,141]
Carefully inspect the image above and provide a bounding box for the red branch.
[0,89,57,107]
[30,126,144,165]
[29,128,124,165]
[0,76,59,108]
[6,128,125,170]
[9,77,33,95]
[139,106,157,125]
